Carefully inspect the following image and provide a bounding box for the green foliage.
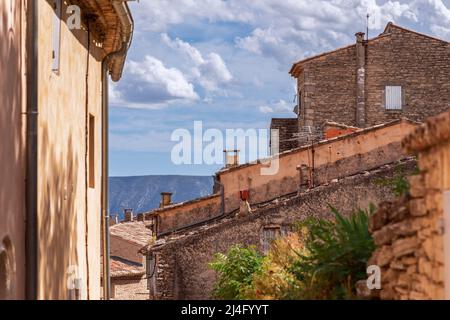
[209,245,264,300]
[375,165,412,197]
[290,204,376,299]
[209,205,376,300]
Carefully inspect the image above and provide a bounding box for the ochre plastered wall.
[153,194,222,235]
[218,120,418,213]
[0,0,26,300]
[37,0,102,300]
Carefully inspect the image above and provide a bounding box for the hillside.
[109,175,214,219]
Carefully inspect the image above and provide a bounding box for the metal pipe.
[101,59,111,300]
[25,0,38,300]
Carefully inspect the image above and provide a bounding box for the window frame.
[383,84,405,111]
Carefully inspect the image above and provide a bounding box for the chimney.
[137,213,145,222]
[160,192,173,208]
[124,209,134,222]
[355,32,366,128]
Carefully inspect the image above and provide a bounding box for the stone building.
[368,109,450,300]
[0,0,133,300]
[275,22,450,153]
[108,220,152,300]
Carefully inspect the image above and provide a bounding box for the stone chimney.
[160,192,173,208]
[109,214,119,226]
[355,32,366,128]
[124,209,134,222]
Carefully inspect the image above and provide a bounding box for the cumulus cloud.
[132,0,450,67]
[112,55,198,109]
[259,99,294,114]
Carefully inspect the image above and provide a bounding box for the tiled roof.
[110,221,153,247]
[110,256,145,279]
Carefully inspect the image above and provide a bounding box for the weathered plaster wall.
[37,0,103,300]
[218,120,417,213]
[148,160,417,300]
[0,0,26,300]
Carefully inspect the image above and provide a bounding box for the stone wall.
[146,160,417,300]
[368,109,450,300]
[270,118,299,153]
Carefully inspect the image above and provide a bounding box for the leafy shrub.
[209,245,263,300]
[375,165,413,197]
[290,205,376,299]
[209,205,376,300]
[244,233,307,300]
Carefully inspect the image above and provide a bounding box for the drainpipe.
[101,0,134,301]
[355,32,366,128]
[101,59,111,300]
[25,0,38,300]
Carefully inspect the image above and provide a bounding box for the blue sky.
[109,0,450,177]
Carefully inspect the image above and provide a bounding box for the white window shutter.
[385,86,402,110]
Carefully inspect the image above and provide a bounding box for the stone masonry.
[290,23,450,130]
[368,109,450,299]
[143,159,417,300]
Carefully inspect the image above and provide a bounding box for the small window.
[385,86,402,110]
[52,0,62,73]
[262,227,280,253]
[88,114,95,188]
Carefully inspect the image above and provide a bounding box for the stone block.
[409,198,427,217]
[392,237,418,258]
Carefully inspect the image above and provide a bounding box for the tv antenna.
[366,13,370,40]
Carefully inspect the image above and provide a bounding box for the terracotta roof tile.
[110,221,153,247]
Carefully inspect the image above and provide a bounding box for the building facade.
[276,23,450,153]
[0,0,133,300]
[368,109,450,300]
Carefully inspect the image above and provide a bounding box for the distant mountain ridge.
[109,175,214,220]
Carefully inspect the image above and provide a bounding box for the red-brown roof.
[110,221,153,247]
[109,257,145,279]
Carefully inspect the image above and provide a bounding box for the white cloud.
[112,55,199,108]
[127,56,198,100]
[131,0,450,67]
[259,106,274,113]
[259,99,293,114]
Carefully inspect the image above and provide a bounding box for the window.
[261,226,292,253]
[385,86,403,110]
[52,0,62,73]
[88,114,95,188]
